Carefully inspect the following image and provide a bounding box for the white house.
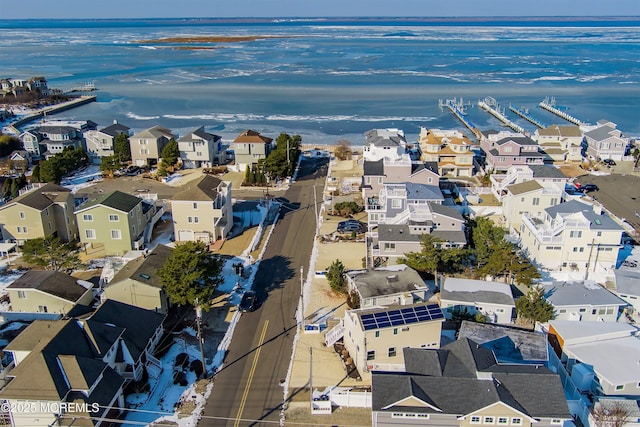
[541,280,627,322]
[362,129,408,162]
[177,126,225,168]
[440,277,515,324]
[582,120,629,161]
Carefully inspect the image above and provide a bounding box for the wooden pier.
[478,96,525,134]
[438,98,482,140]
[539,97,582,125]
[9,95,97,132]
[509,105,546,129]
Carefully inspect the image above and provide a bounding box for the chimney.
[593,204,602,215]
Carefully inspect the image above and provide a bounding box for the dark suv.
[579,184,599,193]
[239,290,257,312]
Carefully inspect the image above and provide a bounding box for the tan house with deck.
[129,125,174,167]
[0,183,77,244]
[418,127,475,177]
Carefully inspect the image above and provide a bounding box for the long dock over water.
[7,95,97,134]
[539,97,582,125]
[478,96,525,134]
[438,98,482,140]
[509,105,546,129]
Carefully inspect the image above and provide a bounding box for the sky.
[1,0,639,20]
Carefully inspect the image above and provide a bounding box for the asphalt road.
[576,174,640,234]
[199,157,328,427]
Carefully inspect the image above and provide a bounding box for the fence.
[330,387,372,408]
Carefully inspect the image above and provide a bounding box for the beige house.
[361,155,439,202]
[178,126,225,168]
[129,125,174,167]
[371,339,570,427]
[7,270,94,315]
[418,127,475,177]
[232,129,274,171]
[170,175,233,244]
[502,180,563,232]
[0,300,166,427]
[0,183,78,244]
[519,200,623,273]
[343,302,444,373]
[102,244,173,314]
[534,124,584,162]
[75,190,155,256]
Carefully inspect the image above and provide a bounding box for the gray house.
[232,129,274,172]
[583,120,629,161]
[541,280,627,322]
[346,265,434,308]
[371,339,570,427]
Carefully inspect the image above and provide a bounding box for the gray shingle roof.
[507,180,543,195]
[430,230,467,245]
[347,266,429,299]
[613,269,640,296]
[441,278,515,306]
[584,123,618,141]
[131,125,174,140]
[172,174,224,202]
[528,165,568,179]
[109,244,173,288]
[544,200,623,231]
[363,159,384,176]
[179,126,220,142]
[495,136,537,146]
[428,201,463,220]
[404,182,444,201]
[377,225,422,243]
[365,129,405,147]
[100,123,130,137]
[8,270,91,302]
[6,182,70,211]
[542,280,628,307]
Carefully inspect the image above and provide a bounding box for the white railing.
[386,209,411,225]
[324,320,344,347]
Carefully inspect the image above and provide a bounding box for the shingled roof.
[4,183,70,211]
[8,270,92,302]
[233,129,273,144]
[75,190,142,214]
[172,174,224,202]
[109,244,173,289]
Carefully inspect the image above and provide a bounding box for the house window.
[194,217,199,223]
[551,420,563,425]
[193,202,198,209]
[38,305,48,313]
[188,217,193,223]
[551,198,558,205]
[19,211,25,219]
[498,417,509,425]
[511,418,522,425]
[388,347,397,357]
[85,229,96,239]
[532,197,540,206]
[570,230,582,238]
[375,331,380,338]
[383,243,395,252]
[615,385,624,391]
[391,199,402,209]
[470,416,481,424]
[111,229,122,240]
[579,308,586,313]
[366,351,375,361]
[484,416,495,424]
[597,231,602,237]
[17,290,26,299]
[83,214,93,222]
[109,214,119,222]
[393,328,398,335]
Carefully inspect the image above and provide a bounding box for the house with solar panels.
[440,277,515,324]
[343,302,445,373]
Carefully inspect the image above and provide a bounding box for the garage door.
[178,230,194,241]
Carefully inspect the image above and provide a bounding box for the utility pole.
[313,185,318,233]
[195,302,206,377]
[309,346,313,411]
[299,265,304,332]
[585,238,596,281]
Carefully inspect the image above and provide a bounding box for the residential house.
[8,150,32,172]
[75,191,155,256]
[612,269,640,315]
[170,175,232,244]
[362,128,408,162]
[7,270,94,315]
[491,164,569,200]
[371,340,570,427]
[361,155,439,202]
[33,122,95,159]
[19,130,44,158]
[84,121,131,164]
[541,280,627,322]
[0,183,78,244]
[102,245,173,314]
[545,320,640,425]
[583,120,629,161]
[346,265,434,308]
[458,321,548,364]
[440,277,515,324]
[534,124,584,162]
[232,129,274,172]
[129,125,174,167]
[26,76,50,97]
[343,302,444,373]
[178,126,225,168]
[366,182,444,228]
[519,200,623,273]
[0,299,165,427]
[480,130,546,172]
[418,127,475,177]
[372,202,466,263]
[502,180,563,232]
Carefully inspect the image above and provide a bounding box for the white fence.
[330,387,372,408]
[0,311,61,323]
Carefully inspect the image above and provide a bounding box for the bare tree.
[592,400,632,427]
[334,139,352,160]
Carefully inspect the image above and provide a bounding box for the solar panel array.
[360,304,444,331]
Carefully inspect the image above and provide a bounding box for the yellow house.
[7,270,94,315]
[0,183,78,244]
[418,127,475,177]
[102,244,172,314]
[171,175,233,244]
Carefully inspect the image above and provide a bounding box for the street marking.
[234,320,269,427]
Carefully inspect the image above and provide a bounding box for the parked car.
[579,184,599,193]
[126,166,141,176]
[338,219,361,228]
[602,159,616,166]
[337,222,365,233]
[239,290,257,312]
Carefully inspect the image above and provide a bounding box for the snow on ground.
[60,164,104,193]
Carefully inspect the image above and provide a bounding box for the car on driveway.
[239,290,257,312]
[602,159,616,166]
[337,221,365,233]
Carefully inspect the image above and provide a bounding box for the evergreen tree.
[100,155,123,177]
[326,259,346,293]
[21,237,82,272]
[157,241,224,308]
[160,138,179,168]
[2,178,12,198]
[515,286,555,325]
[113,133,131,162]
[10,180,18,198]
[471,216,506,268]
[31,164,41,182]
